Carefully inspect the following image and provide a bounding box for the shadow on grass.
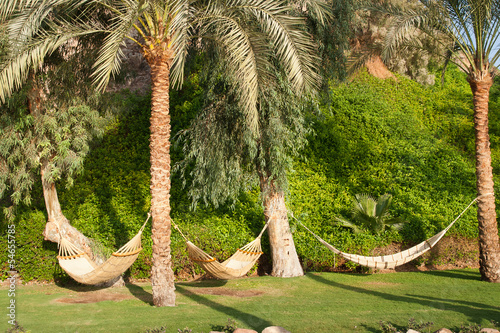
[125,282,154,305]
[176,285,272,331]
[176,279,228,288]
[418,269,481,281]
[307,272,500,330]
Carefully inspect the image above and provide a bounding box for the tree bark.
[41,160,93,256]
[260,176,304,277]
[27,76,91,258]
[144,44,176,306]
[468,73,500,283]
[27,73,123,287]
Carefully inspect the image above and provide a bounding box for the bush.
[2,67,497,281]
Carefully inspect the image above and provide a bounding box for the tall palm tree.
[0,0,320,305]
[378,0,500,282]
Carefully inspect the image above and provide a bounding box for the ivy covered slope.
[1,68,499,282]
[291,69,500,270]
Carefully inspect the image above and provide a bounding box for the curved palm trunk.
[468,73,500,283]
[146,47,176,306]
[260,176,304,277]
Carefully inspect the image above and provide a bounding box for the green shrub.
[0,210,58,282]
[2,67,497,281]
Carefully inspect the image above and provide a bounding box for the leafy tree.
[335,193,406,234]
[378,0,500,282]
[1,0,320,305]
[177,65,314,277]
[0,7,108,266]
[177,0,353,277]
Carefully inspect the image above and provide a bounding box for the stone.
[233,329,258,333]
[407,330,421,333]
[480,329,500,333]
[262,326,291,333]
[209,331,224,333]
[434,329,453,333]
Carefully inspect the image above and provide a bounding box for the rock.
[434,329,453,333]
[407,330,421,333]
[209,331,224,333]
[233,329,258,333]
[262,326,291,333]
[480,329,500,333]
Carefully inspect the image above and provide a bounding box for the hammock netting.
[298,195,485,269]
[57,217,148,285]
[175,222,267,280]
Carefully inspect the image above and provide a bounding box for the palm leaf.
[334,216,362,234]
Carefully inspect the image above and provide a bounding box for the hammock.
[173,221,268,280]
[57,214,150,285]
[297,195,487,269]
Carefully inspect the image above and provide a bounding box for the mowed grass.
[1,269,499,333]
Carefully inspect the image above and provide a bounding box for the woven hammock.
[57,215,149,285]
[298,195,486,269]
[174,221,268,280]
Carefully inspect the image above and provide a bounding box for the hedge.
[1,67,499,282]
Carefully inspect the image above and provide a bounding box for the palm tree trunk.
[147,48,176,306]
[260,176,304,277]
[468,73,500,283]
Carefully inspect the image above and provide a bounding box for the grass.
[1,269,499,333]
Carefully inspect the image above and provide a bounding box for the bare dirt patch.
[188,288,264,298]
[365,56,395,80]
[55,291,133,304]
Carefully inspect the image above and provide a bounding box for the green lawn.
[1,270,499,333]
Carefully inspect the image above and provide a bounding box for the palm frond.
[353,193,376,217]
[334,216,362,233]
[92,0,143,91]
[170,0,194,88]
[375,193,392,220]
[376,0,500,76]
[244,0,321,93]
[0,34,66,102]
[293,0,332,26]
[195,1,273,133]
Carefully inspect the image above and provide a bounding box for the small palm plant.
[335,193,406,234]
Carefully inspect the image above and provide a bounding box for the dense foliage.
[1,67,499,282]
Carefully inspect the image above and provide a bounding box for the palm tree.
[378,0,500,282]
[0,0,321,305]
[335,193,405,235]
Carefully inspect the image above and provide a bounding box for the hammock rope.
[57,213,151,285]
[173,219,269,280]
[296,194,492,269]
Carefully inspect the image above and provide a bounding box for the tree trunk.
[145,45,176,306]
[468,73,500,283]
[28,77,91,258]
[41,160,92,255]
[260,176,304,277]
[28,74,122,287]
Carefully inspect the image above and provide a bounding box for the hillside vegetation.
[1,68,499,282]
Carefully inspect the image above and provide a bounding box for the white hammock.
[173,221,268,280]
[57,215,149,285]
[298,195,486,269]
